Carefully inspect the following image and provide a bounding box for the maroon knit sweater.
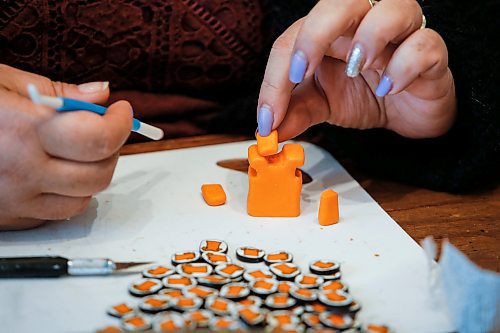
[0,0,272,139]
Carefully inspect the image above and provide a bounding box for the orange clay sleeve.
[201,184,227,206]
[318,189,339,226]
[256,130,278,156]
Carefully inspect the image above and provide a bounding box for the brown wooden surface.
[121,135,500,272]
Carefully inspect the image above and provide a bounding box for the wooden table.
[121,134,500,272]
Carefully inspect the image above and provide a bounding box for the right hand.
[257,0,455,141]
[0,65,132,230]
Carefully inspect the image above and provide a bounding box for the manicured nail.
[289,50,308,84]
[345,43,364,78]
[375,75,393,97]
[77,81,109,93]
[257,105,274,136]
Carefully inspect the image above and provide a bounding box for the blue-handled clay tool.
[27,84,164,140]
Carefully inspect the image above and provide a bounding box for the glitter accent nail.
[345,43,364,78]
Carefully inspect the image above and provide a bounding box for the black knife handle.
[0,256,68,278]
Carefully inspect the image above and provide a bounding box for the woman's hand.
[0,65,132,230]
[257,0,456,141]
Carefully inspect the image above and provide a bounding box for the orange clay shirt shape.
[256,130,279,156]
[318,189,339,226]
[201,184,226,206]
[247,143,304,217]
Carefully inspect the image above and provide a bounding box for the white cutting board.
[0,141,454,333]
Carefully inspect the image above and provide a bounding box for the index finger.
[257,19,303,137]
[292,0,370,79]
[37,100,133,162]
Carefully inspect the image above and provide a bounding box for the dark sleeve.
[322,0,500,193]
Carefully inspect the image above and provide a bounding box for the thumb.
[0,65,110,104]
[277,75,330,141]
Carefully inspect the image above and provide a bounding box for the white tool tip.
[136,122,164,140]
[27,84,41,104]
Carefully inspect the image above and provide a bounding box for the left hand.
[257,0,456,141]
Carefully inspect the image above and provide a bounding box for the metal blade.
[115,262,152,271]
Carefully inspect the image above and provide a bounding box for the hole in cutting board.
[216,158,313,184]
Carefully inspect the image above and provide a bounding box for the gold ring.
[368,0,426,30]
[420,14,427,29]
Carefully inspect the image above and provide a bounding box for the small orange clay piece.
[367,325,389,333]
[201,184,226,206]
[182,264,208,274]
[215,318,232,328]
[328,314,346,325]
[203,240,223,251]
[274,264,298,275]
[160,321,177,331]
[301,276,317,285]
[267,252,289,261]
[249,271,268,279]
[125,316,146,327]
[313,261,335,269]
[204,275,226,283]
[308,314,320,325]
[134,281,157,291]
[310,302,327,312]
[189,288,213,298]
[254,280,274,290]
[323,281,344,291]
[168,277,191,285]
[274,314,292,325]
[221,264,243,275]
[145,298,167,307]
[243,248,259,256]
[206,253,228,263]
[190,311,208,321]
[178,298,195,307]
[97,326,122,333]
[226,286,245,296]
[247,143,304,217]
[256,130,279,156]
[148,266,171,275]
[278,282,292,293]
[296,289,313,297]
[113,304,132,315]
[318,189,339,226]
[238,298,255,306]
[175,252,196,261]
[162,289,183,298]
[274,295,289,305]
[326,292,347,302]
[239,308,260,320]
[212,299,228,311]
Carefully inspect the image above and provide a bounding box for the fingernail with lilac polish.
[289,50,308,84]
[345,43,364,78]
[257,105,273,136]
[375,75,393,97]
